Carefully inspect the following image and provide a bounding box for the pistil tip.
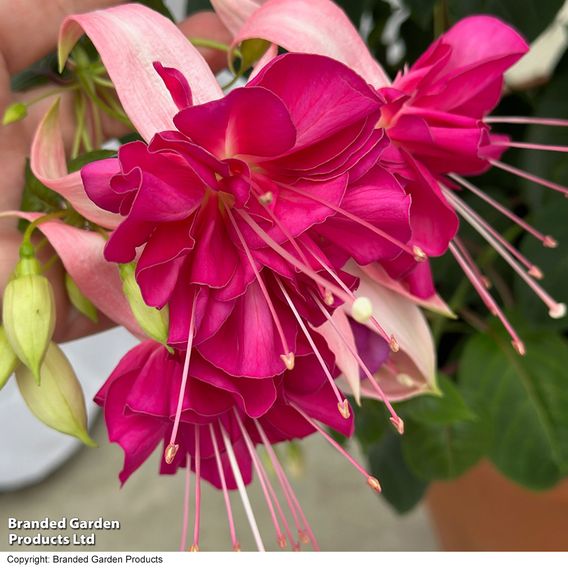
[352,296,373,323]
[412,246,427,263]
[367,476,382,493]
[298,530,310,545]
[512,340,526,356]
[164,443,179,464]
[543,236,558,249]
[528,266,543,280]
[233,543,241,552]
[390,416,405,435]
[549,303,567,319]
[277,535,287,549]
[281,352,295,370]
[389,335,400,352]
[189,544,199,552]
[337,399,351,419]
[259,191,274,205]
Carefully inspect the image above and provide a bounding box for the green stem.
[71,92,85,159]
[21,211,67,249]
[41,254,61,274]
[189,37,232,52]
[433,0,449,37]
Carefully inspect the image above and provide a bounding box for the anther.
[292,543,301,552]
[549,303,567,319]
[512,340,526,356]
[324,289,334,306]
[352,296,373,323]
[543,236,558,248]
[367,476,382,493]
[298,530,310,545]
[233,543,241,552]
[528,266,543,280]
[278,535,287,549]
[481,276,492,289]
[189,544,199,552]
[390,416,405,435]
[164,443,179,464]
[412,245,427,262]
[280,352,295,370]
[259,191,273,205]
[337,399,351,419]
[389,335,400,353]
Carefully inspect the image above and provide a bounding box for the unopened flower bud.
[0,325,19,390]
[65,273,98,323]
[119,263,169,348]
[2,102,28,125]
[15,342,96,447]
[3,253,56,383]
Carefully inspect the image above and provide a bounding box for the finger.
[0,0,123,75]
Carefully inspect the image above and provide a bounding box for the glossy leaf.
[459,329,568,488]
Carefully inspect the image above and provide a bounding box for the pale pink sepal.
[0,211,141,336]
[233,0,390,88]
[30,99,120,229]
[58,3,223,142]
[361,263,456,318]
[249,43,278,81]
[315,309,361,404]
[211,0,267,36]
[348,265,438,402]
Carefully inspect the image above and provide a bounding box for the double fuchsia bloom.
[82,52,415,424]
[233,2,567,349]
[96,338,386,551]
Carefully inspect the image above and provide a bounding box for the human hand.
[0,0,231,342]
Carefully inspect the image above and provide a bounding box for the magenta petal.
[81,158,123,213]
[197,280,296,378]
[174,86,296,158]
[153,62,193,110]
[250,53,381,149]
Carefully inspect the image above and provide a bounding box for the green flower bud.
[16,343,96,447]
[3,255,56,383]
[2,102,28,125]
[119,263,170,348]
[65,273,98,323]
[0,325,19,390]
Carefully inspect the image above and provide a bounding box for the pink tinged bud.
[0,326,19,390]
[15,343,96,447]
[119,263,170,349]
[2,102,27,125]
[64,273,99,323]
[2,256,56,383]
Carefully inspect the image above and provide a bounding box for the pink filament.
[193,426,201,549]
[449,240,524,354]
[233,412,291,548]
[276,278,346,410]
[490,159,568,197]
[169,294,197,449]
[311,291,404,429]
[254,420,319,550]
[450,174,554,246]
[445,190,564,317]
[179,461,191,551]
[225,205,292,360]
[494,140,568,153]
[209,423,238,550]
[289,402,378,484]
[486,116,568,128]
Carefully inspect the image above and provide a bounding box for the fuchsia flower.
[234,0,567,352]
[95,338,361,551]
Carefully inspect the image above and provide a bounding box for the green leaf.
[459,329,568,489]
[353,399,391,453]
[396,374,477,425]
[19,161,64,230]
[67,150,116,173]
[401,410,491,480]
[368,431,429,514]
[11,53,61,92]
